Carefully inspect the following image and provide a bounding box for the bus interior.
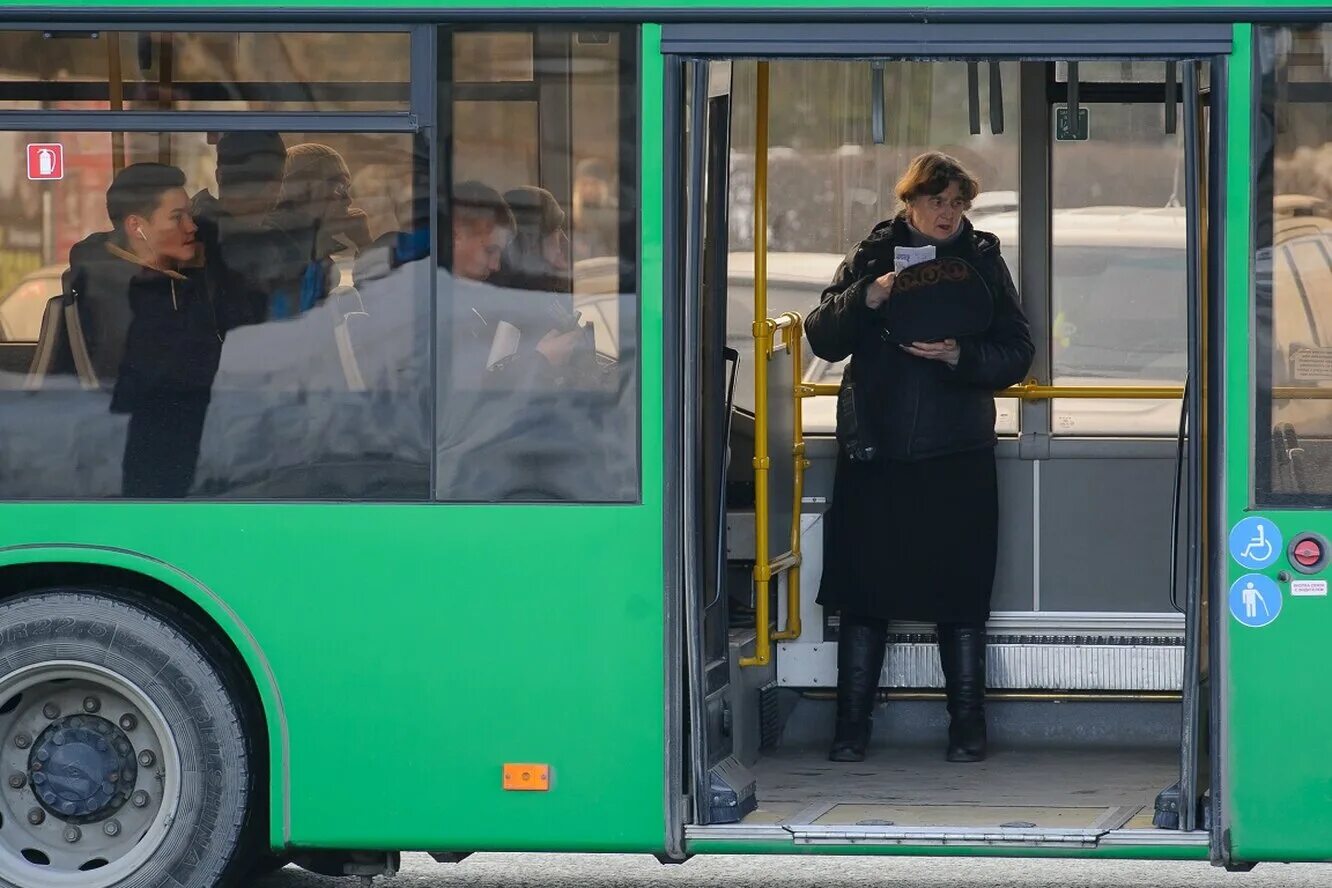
[679,51,1225,848]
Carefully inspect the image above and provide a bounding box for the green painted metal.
[1218,23,1332,866]
[0,0,1327,11]
[0,30,669,857]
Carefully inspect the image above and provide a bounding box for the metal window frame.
[659,22,1232,58]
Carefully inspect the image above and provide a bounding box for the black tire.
[0,588,254,888]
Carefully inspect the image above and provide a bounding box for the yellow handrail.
[799,381,1189,400]
[773,313,808,644]
[798,381,1332,401]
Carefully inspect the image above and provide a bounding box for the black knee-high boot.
[829,614,888,762]
[938,622,988,762]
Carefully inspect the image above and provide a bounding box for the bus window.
[0,31,410,112]
[1257,24,1332,503]
[435,26,638,503]
[0,130,431,500]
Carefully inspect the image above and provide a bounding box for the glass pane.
[0,130,431,500]
[1050,102,1187,436]
[438,27,637,503]
[454,32,534,82]
[725,60,1022,435]
[0,31,410,111]
[1056,60,1181,83]
[1256,25,1332,503]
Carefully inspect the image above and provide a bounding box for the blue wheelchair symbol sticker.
[1230,574,1282,628]
[1229,517,1282,570]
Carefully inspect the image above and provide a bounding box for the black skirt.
[817,446,998,624]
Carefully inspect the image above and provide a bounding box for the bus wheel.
[0,589,252,888]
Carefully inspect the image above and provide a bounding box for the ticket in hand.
[893,245,936,272]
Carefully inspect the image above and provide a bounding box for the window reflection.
[0,130,430,500]
[1257,25,1332,503]
[437,27,637,503]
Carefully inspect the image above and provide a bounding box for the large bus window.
[0,31,410,111]
[1050,99,1187,436]
[1256,25,1332,504]
[724,59,1022,436]
[436,26,638,503]
[0,130,431,500]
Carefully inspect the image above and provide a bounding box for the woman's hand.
[865,272,896,310]
[902,339,961,367]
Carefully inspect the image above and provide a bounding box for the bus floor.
[743,744,1177,830]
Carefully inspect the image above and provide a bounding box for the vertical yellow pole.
[775,315,806,642]
[740,61,772,668]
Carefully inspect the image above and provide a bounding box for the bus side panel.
[0,33,668,856]
[1222,24,1332,864]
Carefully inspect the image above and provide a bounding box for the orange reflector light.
[502,763,550,791]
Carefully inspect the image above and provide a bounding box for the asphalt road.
[255,852,1332,887]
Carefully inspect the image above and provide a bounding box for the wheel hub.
[29,716,137,823]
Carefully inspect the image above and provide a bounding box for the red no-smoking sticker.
[27,144,63,181]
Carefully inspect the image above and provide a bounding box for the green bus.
[0,3,1329,885]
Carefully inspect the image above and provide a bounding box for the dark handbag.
[879,256,994,344]
[836,364,878,462]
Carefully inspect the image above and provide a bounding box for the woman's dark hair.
[894,152,981,205]
[106,163,186,230]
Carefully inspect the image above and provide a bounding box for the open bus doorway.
[680,48,1225,847]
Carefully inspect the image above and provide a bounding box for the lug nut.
[8,773,25,789]
[103,820,121,837]
[118,714,137,732]
[131,791,149,808]
[14,733,30,750]
[26,808,43,825]
[82,697,100,714]
[138,750,156,768]
[63,825,81,843]
[42,703,60,720]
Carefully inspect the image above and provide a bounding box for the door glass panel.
[1256,24,1332,503]
[1051,102,1188,436]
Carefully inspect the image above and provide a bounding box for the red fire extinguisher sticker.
[27,144,64,181]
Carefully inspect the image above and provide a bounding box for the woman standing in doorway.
[805,152,1034,764]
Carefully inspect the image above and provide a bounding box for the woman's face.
[129,187,198,267]
[907,180,970,240]
[541,227,570,272]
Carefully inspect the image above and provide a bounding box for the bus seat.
[64,300,102,390]
[329,285,368,392]
[23,296,75,391]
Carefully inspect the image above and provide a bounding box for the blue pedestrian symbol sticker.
[1229,517,1282,570]
[1229,574,1282,628]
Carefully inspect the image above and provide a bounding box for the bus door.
[682,58,770,824]
[669,23,1234,842]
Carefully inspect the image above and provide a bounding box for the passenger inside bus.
[190,131,287,326]
[66,162,248,497]
[263,142,372,320]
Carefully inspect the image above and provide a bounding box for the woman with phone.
[805,152,1034,765]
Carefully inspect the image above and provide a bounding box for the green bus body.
[0,1,1327,876]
